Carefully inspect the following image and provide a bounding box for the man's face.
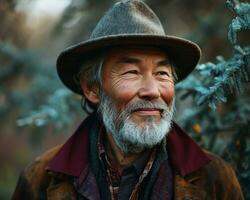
[98,47,175,153]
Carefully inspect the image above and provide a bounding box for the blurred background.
[0,0,249,199]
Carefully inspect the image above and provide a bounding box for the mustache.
[125,99,170,113]
[116,99,172,123]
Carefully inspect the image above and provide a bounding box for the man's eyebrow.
[116,56,141,64]
[157,59,171,66]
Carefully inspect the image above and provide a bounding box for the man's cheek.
[162,87,175,105]
[113,86,137,101]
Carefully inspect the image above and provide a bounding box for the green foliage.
[176,0,250,198]
[177,45,249,110]
[16,89,81,128]
[0,42,41,115]
[0,41,82,128]
[227,0,250,44]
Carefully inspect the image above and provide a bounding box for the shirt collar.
[132,150,152,176]
[47,113,211,177]
[46,114,94,177]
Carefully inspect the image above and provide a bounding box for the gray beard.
[98,92,175,154]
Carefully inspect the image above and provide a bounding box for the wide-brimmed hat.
[57,0,201,94]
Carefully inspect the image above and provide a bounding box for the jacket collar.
[46,114,94,177]
[167,122,211,176]
[47,113,211,177]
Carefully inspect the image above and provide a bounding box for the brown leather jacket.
[12,116,244,200]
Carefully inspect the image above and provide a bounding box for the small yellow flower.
[192,124,202,134]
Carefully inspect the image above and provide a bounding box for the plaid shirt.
[98,127,157,200]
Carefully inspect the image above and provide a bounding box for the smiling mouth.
[132,108,163,116]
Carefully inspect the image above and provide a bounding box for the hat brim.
[57,34,201,94]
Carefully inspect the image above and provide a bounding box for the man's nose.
[138,76,160,100]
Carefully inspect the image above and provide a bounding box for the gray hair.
[76,53,104,113]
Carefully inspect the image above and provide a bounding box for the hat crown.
[90,0,165,39]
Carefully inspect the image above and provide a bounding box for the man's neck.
[105,132,144,169]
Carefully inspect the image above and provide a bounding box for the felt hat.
[57,0,201,94]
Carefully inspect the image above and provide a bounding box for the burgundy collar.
[47,114,211,177]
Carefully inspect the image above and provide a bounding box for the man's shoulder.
[182,149,238,180]
[195,150,243,198]
[24,145,62,175]
[194,150,237,180]
[175,150,244,200]
[20,145,62,187]
[204,151,234,172]
[12,145,63,199]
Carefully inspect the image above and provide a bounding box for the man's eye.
[123,70,138,75]
[155,71,170,76]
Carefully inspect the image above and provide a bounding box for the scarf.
[89,114,173,200]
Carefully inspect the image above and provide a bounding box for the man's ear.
[80,79,100,104]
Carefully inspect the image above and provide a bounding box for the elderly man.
[12,0,243,199]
